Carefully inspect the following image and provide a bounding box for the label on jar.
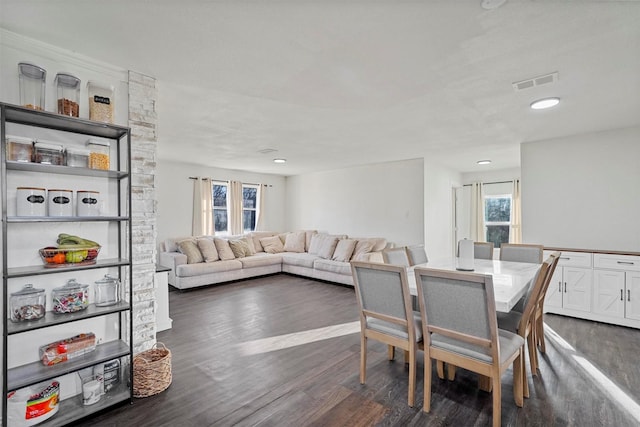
[27,195,45,203]
[52,196,70,204]
[93,95,111,105]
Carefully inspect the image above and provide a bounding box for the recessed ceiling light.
[477,160,492,165]
[530,97,560,110]
[273,158,286,164]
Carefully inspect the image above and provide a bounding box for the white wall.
[285,158,424,246]
[156,159,286,246]
[424,161,462,258]
[522,126,640,251]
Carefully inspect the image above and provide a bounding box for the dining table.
[407,257,541,313]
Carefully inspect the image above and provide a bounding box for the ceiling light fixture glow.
[273,158,286,164]
[530,97,560,110]
[477,160,492,165]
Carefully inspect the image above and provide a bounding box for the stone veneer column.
[128,71,158,354]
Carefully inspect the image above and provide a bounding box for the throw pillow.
[244,236,257,255]
[352,239,375,261]
[283,232,306,253]
[214,238,236,260]
[177,239,204,264]
[318,236,340,259]
[260,236,285,254]
[229,238,252,258]
[197,238,219,262]
[332,239,357,262]
[308,233,325,255]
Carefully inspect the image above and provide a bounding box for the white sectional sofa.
[159,230,388,290]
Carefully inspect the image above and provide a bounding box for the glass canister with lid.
[55,72,81,117]
[10,284,46,322]
[94,275,120,306]
[34,140,64,165]
[52,278,89,313]
[65,146,90,168]
[87,139,110,170]
[18,62,46,111]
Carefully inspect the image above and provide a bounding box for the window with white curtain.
[484,194,511,248]
[212,182,228,234]
[242,184,258,232]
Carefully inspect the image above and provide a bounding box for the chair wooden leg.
[492,376,502,427]
[360,335,367,384]
[447,363,456,381]
[436,360,445,380]
[423,355,432,413]
[537,315,547,353]
[388,345,395,360]
[527,332,538,377]
[403,350,410,364]
[408,348,416,407]
[513,348,524,408]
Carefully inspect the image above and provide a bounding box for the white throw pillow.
[318,236,340,259]
[177,239,204,264]
[197,237,219,262]
[308,233,325,255]
[352,239,376,261]
[332,239,357,262]
[214,238,236,260]
[260,236,285,254]
[283,232,306,253]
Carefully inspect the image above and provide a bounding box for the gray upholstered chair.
[407,244,428,266]
[414,267,524,427]
[474,242,494,260]
[499,243,544,264]
[350,261,423,407]
[382,246,411,267]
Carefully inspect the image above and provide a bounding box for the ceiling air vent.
[258,148,278,154]
[512,72,558,92]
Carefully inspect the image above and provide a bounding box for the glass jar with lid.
[87,81,114,123]
[6,135,34,162]
[55,73,80,117]
[86,139,110,170]
[10,284,46,322]
[65,146,89,168]
[34,140,64,165]
[19,62,46,111]
[52,279,89,313]
[94,275,120,307]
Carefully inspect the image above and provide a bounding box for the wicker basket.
[133,342,172,398]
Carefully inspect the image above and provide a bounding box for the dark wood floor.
[76,274,640,427]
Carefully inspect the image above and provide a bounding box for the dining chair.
[407,244,428,266]
[414,267,524,427]
[474,242,495,260]
[496,255,553,398]
[382,246,411,267]
[350,261,423,407]
[499,243,544,264]
[533,252,561,354]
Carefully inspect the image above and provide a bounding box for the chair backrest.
[351,261,415,338]
[515,256,553,332]
[414,267,498,361]
[382,247,411,267]
[474,242,494,260]
[536,251,561,311]
[500,243,544,264]
[407,245,428,266]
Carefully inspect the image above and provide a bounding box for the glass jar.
[86,139,110,170]
[65,146,89,168]
[6,135,34,162]
[19,62,46,111]
[87,81,114,123]
[34,141,64,165]
[94,275,120,307]
[10,284,46,322]
[52,278,89,313]
[55,73,80,117]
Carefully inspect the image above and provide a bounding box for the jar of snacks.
[47,189,73,216]
[55,72,81,117]
[65,146,89,168]
[18,62,46,111]
[10,284,46,322]
[52,279,89,313]
[34,141,64,165]
[6,135,33,162]
[16,187,46,216]
[87,81,114,123]
[94,274,120,306]
[87,139,110,170]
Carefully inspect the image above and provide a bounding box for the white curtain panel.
[255,184,266,231]
[192,177,214,236]
[510,178,522,243]
[229,180,244,235]
[471,182,485,242]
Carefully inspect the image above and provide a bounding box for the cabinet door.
[563,267,592,312]
[593,269,625,318]
[626,272,640,321]
[545,268,564,309]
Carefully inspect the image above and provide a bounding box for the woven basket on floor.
[133,342,172,398]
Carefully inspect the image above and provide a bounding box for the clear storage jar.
[10,284,46,322]
[65,146,89,167]
[87,139,110,170]
[52,279,89,313]
[19,62,46,111]
[34,141,64,165]
[6,135,34,162]
[87,81,114,123]
[55,73,81,117]
[94,274,120,306]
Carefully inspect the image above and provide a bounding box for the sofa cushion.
[177,239,204,264]
[229,237,254,258]
[352,239,376,261]
[314,258,352,275]
[282,252,320,268]
[239,253,283,268]
[301,230,317,251]
[176,259,243,277]
[197,237,219,262]
[308,234,324,255]
[283,231,306,253]
[249,231,277,253]
[309,233,346,256]
[214,238,236,260]
[318,236,340,259]
[260,236,285,254]
[332,238,357,262]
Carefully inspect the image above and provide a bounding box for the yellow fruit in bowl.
[65,250,87,263]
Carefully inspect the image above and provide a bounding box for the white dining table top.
[407,257,541,313]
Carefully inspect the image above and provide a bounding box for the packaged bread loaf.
[39,332,96,366]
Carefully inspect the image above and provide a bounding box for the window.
[484,195,511,248]
[213,182,228,234]
[242,185,258,232]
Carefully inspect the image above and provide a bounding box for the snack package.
[39,333,96,366]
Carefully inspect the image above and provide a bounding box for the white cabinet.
[593,254,640,323]
[545,251,592,313]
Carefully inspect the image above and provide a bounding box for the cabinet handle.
[560,257,571,260]
[564,282,567,293]
[559,282,562,293]
[629,289,631,302]
[621,289,624,301]
[616,261,635,265]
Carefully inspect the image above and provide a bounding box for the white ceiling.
[2,0,639,176]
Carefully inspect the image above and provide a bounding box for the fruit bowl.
[39,246,101,267]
